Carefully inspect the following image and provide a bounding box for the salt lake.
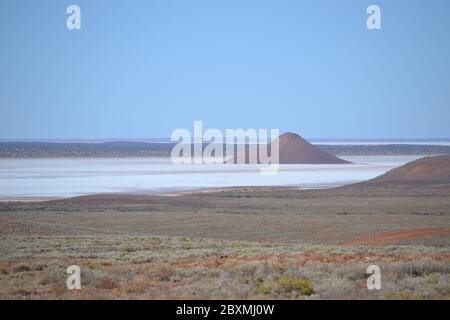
[0,155,422,199]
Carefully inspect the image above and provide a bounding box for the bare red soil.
[343,227,450,246]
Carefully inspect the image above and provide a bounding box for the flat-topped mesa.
[229,132,352,164]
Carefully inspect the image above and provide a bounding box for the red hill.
[229,132,351,164]
[353,155,450,187]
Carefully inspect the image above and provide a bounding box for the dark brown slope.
[345,155,450,188]
[275,132,351,164]
[229,132,351,164]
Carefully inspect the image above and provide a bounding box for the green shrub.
[276,275,315,296]
[253,275,315,297]
[254,283,275,295]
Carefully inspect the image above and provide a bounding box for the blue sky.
[1,0,449,139]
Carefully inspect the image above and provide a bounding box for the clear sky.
[1,0,449,139]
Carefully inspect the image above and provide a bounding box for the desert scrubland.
[1,177,449,299]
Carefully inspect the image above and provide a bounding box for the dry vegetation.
[1,234,449,300]
[0,186,449,299]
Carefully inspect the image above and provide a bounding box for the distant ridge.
[229,132,351,164]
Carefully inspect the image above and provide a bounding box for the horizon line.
[1,137,450,143]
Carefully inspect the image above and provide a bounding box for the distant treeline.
[0,142,174,158]
[316,144,450,156]
[0,142,449,158]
